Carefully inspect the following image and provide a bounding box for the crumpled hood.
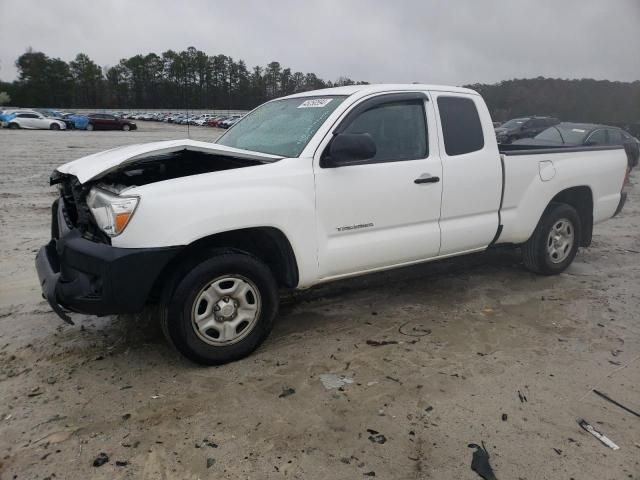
[56,138,282,183]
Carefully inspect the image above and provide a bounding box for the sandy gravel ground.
[0,123,638,480]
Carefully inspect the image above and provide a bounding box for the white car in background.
[6,111,67,130]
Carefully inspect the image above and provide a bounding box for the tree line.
[1,47,639,126]
[0,47,367,110]
[469,77,640,125]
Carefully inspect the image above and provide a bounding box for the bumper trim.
[35,228,181,321]
[36,242,73,324]
[613,192,627,217]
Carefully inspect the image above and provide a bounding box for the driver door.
[313,92,443,279]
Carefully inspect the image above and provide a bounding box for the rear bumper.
[613,192,627,217]
[36,207,180,323]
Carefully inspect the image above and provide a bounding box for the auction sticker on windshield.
[298,98,333,108]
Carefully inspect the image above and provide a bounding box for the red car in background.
[86,113,137,131]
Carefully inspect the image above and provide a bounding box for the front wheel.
[50,123,60,130]
[8,123,19,129]
[522,202,581,275]
[122,124,130,131]
[161,252,278,365]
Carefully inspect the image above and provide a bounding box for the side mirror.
[321,133,376,168]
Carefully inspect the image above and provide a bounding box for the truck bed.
[497,144,627,245]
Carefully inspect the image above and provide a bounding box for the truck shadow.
[62,247,528,364]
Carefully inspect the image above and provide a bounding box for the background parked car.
[513,122,640,168]
[86,113,137,131]
[36,109,76,130]
[61,112,89,130]
[219,115,244,128]
[5,111,66,130]
[495,116,560,144]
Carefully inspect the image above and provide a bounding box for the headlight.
[86,188,139,237]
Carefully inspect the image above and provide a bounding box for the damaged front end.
[37,141,275,323]
[36,174,180,323]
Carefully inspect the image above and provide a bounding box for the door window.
[606,129,623,144]
[437,96,484,155]
[587,129,607,145]
[341,99,428,162]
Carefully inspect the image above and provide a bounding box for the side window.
[437,96,484,156]
[19,113,38,118]
[607,129,622,144]
[587,129,607,145]
[342,100,428,162]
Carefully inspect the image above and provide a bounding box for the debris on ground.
[365,340,398,347]
[468,442,497,480]
[319,374,354,390]
[501,414,508,421]
[278,387,296,398]
[593,389,640,418]
[398,321,432,337]
[115,460,129,467]
[367,429,387,444]
[92,453,109,467]
[200,437,218,448]
[577,419,620,450]
[363,471,376,476]
[552,448,562,455]
[517,390,527,403]
[27,386,43,397]
[207,457,216,468]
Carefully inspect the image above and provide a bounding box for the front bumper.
[35,202,180,323]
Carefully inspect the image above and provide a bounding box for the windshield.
[500,118,528,129]
[216,95,347,157]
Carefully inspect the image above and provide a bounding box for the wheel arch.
[546,186,593,247]
[150,226,299,302]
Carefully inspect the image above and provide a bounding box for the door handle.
[414,174,440,184]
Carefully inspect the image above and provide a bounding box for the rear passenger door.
[432,94,502,255]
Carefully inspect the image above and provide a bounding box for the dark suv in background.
[495,116,560,144]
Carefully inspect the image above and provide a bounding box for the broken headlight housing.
[86,187,139,237]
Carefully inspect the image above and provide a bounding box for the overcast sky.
[1,0,638,85]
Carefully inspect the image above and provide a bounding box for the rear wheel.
[86,123,94,131]
[161,252,278,365]
[522,202,580,275]
[8,123,19,129]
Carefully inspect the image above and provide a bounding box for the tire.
[86,123,94,131]
[522,202,581,275]
[8,123,19,129]
[122,124,130,131]
[160,252,278,365]
[50,123,60,131]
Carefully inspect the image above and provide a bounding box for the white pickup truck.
[36,84,630,364]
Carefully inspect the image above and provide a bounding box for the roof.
[283,83,478,99]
